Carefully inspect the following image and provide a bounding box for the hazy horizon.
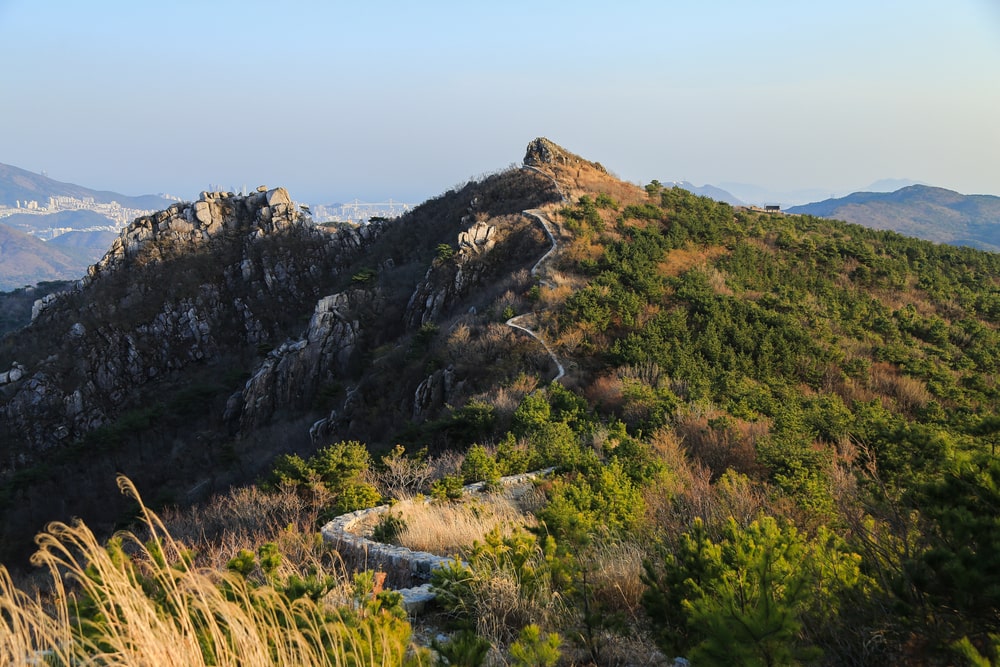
[2,1,998,205]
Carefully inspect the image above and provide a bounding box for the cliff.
[0,160,559,562]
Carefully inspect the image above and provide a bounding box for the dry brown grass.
[538,275,578,310]
[585,373,626,413]
[868,362,933,414]
[705,266,733,296]
[658,245,729,278]
[388,488,542,557]
[479,373,540,419]
[644,427,771,539]
[582,540,647,618]
[674,411,770,480]
[0,477,408,667]
[158,484,321,570]
[547,163,645,206]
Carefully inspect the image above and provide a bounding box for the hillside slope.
[2,140,1000,662]
[0,162,170,209]
[0,222,82,289]
[787,184,1000,250]
[0,164,558,561]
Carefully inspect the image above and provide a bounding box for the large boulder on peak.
[266,187,291,207]
[523,137,607,174]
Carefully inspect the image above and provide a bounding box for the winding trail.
[503,166,568,383]
[321,168,571,610]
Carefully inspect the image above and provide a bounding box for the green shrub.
[431,474,465,501]
[642,516,865,663]
[461,444,500,486]
[436,243,456,261]
[351,267,377,284]
[266,441,380,519]
[431,629,491,667]
[510,624,562,667]
[372,512,407,544]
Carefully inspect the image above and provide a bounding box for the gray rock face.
[403,218,499,329]
[85,189,303,283]
[457,220,496,254]
[0,363,26,385]
[237,291,365,433]
[412,366,458,420]
[0,189,390,457]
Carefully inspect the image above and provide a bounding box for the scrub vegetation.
[4,157,1000,665]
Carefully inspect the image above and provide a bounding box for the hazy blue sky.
[1,1,998,205]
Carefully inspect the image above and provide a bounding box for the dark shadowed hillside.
[0,165,559,563]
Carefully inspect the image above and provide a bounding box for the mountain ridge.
[0,222,83,289]
[0,155,560,561]
[0,162,171,210]
[787,184,1000,250]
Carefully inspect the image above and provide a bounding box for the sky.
[1,0,998,206]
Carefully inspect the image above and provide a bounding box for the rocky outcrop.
[236,290,366,433]
[404,220,499,330]
[0,189,389,458]
[457,220,496,254]
[523,137,607,174]
[0,362,26,385]
[86,188,299,282]
[412,366,459,421]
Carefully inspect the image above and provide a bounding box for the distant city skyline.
[1,1,998,205]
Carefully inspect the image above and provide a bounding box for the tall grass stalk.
[0,476,412,666]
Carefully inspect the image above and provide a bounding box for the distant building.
[742,204,783,215]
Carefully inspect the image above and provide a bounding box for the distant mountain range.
[715,179,926,208]
[0,163,173,290]
[0,162,170,210]
[666,181,744,206]
[0,223,82,290]
[786,185,1000,251]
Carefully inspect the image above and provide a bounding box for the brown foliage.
[674,411,769,480]
[158,485,322,569]
[658,245,729,278]
[868,362,933,414]
[644,428,771,539]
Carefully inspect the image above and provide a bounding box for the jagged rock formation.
[412,366,459,421]
[404,220,499,329]
[86,188,297,282]
[0,154,560,564]
[236,290,366,433]
[1,188,387,455]
[523,137,607,174]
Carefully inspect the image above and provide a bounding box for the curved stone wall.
[320,469,553,612]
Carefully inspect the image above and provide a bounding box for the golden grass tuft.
[658,244,729,278]
[868,362,933,414]
[390,489,541,557]
[0,476,412,667]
